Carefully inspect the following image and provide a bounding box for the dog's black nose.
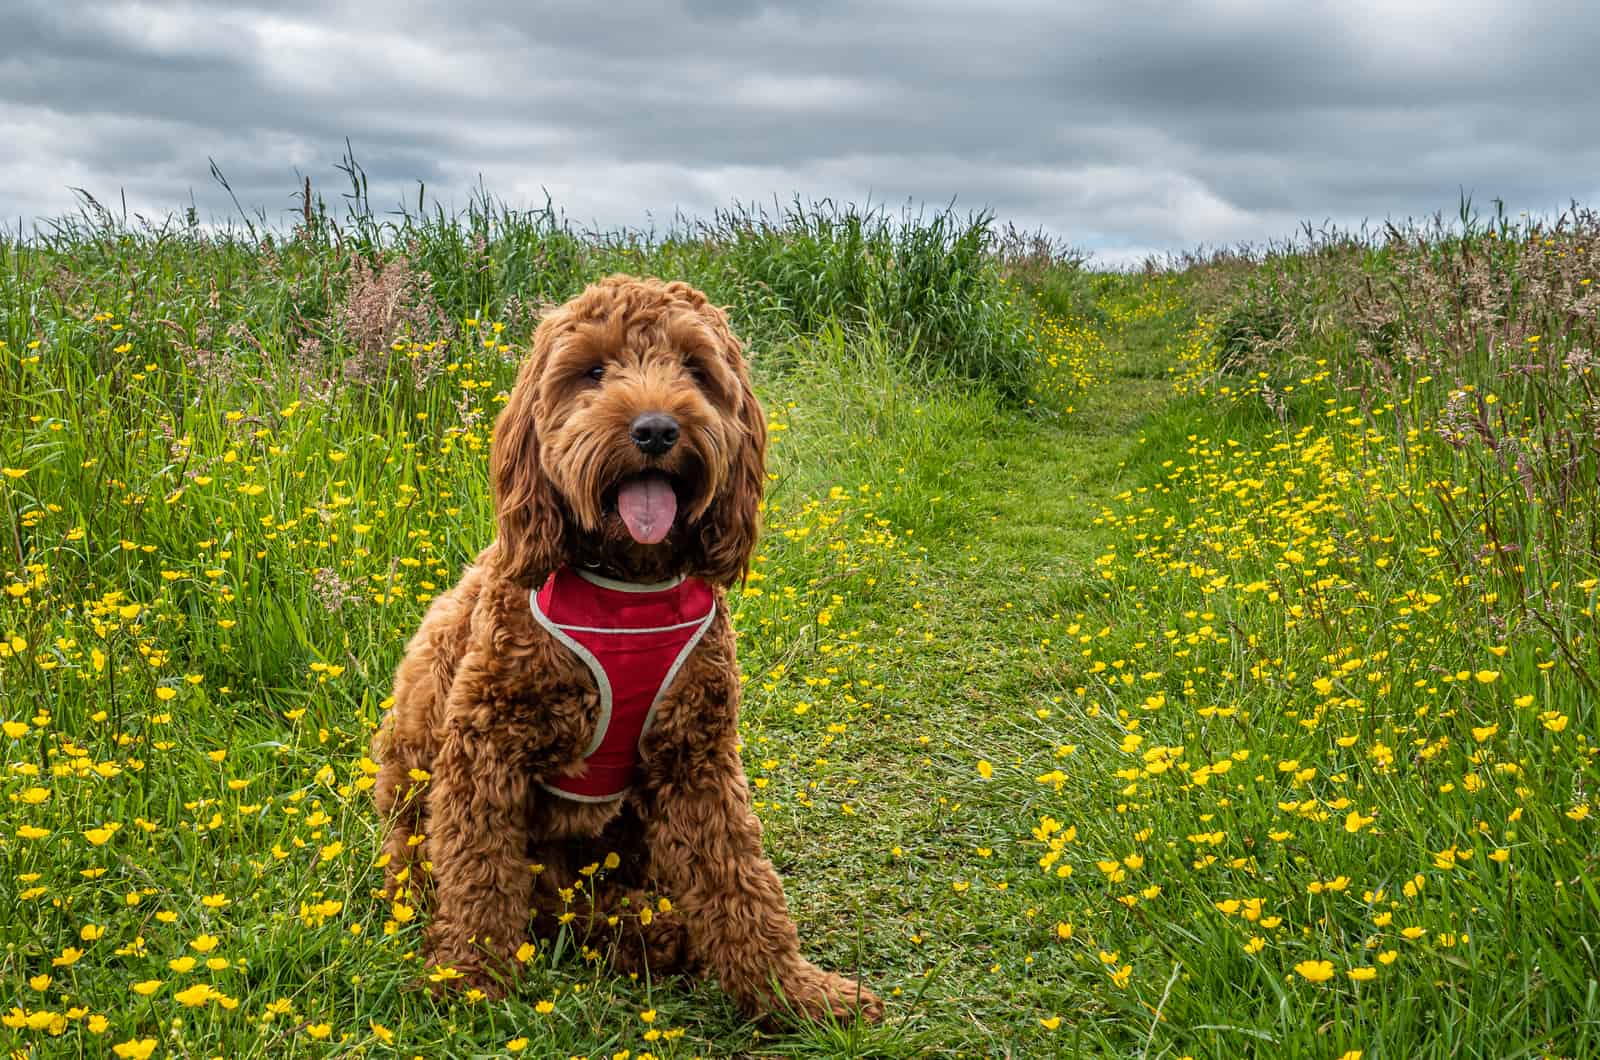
[630,412,679,455]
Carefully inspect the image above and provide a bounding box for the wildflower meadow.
[1,193,1596,1057]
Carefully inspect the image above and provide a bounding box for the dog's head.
[490,275,766,588]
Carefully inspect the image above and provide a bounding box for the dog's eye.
[586,365,606,382]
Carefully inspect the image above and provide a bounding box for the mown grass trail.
[742,304,1187,1058]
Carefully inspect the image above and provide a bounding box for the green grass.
[1,202,1597,1059]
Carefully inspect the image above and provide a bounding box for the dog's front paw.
[421,937,515,1002]
[774,967,884,1024]
[422,958,511,1001]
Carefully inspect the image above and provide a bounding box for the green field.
[2,197,1597,1058]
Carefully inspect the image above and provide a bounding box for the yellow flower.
[189,934,220,953]
[173,983,215,1006]
[131,980,164,996]
[1347,967,1377,981]
[535,999,555,1014]
[305,1024,332,1040]
[112,1040,157,1060]
[508,1039,529,1052]
[1294,960,1335,982]
[977,759,993,779]
[1039,1016,1061,1030]
[83,823,120,845]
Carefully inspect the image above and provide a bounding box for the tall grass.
[1201,201,1600,619]
[29,153,1058,402]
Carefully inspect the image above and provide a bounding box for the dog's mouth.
[605,472,681,545]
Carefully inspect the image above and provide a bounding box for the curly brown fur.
[371,276,882,1023]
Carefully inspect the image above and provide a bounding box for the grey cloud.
[2,0,1597,256]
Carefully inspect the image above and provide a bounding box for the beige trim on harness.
[573,569,687,593]
[528,587,613,759]
[638,603,716,748]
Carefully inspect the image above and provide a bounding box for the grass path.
[744,320,1181,1057]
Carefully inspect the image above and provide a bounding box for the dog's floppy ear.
[697,308,767,587]
[490,316,568,587]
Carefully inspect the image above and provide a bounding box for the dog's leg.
[373,578,477,908]
[422,696,540,996]
[372,713,434,906]
[643,739,883,1024]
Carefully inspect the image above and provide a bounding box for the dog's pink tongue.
[617,475,677,544]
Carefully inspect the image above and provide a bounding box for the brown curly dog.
[371,275,882,1024]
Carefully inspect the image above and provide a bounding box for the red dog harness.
[530,567,716,802]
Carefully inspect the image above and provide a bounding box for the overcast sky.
[3,0,1596,264]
